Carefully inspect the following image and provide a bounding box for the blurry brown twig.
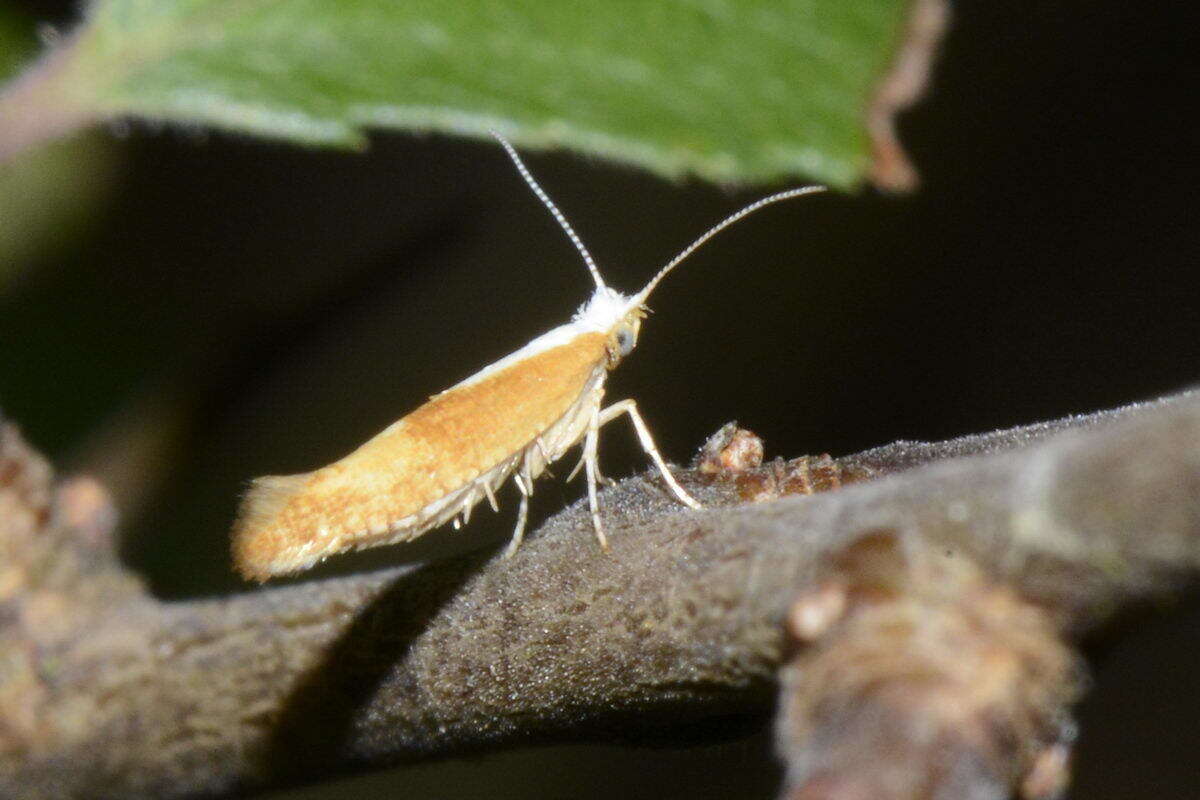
[1,390,1198,799]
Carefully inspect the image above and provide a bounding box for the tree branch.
[1,390,1198,799]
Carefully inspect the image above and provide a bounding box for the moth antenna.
[634,185,827,303]
[491,131,606,291]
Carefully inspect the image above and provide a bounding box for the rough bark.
[1,390,1198,799]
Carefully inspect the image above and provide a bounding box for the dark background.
[2,1,1198,798]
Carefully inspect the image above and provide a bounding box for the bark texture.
[1,390,1198,799]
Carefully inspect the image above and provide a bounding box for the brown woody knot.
[776,530,1082,800]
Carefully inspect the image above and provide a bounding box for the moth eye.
[616,327,635,356]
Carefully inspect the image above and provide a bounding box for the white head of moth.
[231,132,825,581]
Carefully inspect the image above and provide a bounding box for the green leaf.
[8,0,910,187]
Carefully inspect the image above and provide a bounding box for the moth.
[231,133,824,581]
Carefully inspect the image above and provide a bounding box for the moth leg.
[598,399,702,510]
[583,401,610,551]
[482,479,499,512]
[503,474,531,559]
[566,451,586,483]
[532,436,556,478]
[566,449,615,486]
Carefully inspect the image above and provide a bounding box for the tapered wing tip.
[230,473,312,582]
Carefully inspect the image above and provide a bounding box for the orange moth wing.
[231,331,608,580]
